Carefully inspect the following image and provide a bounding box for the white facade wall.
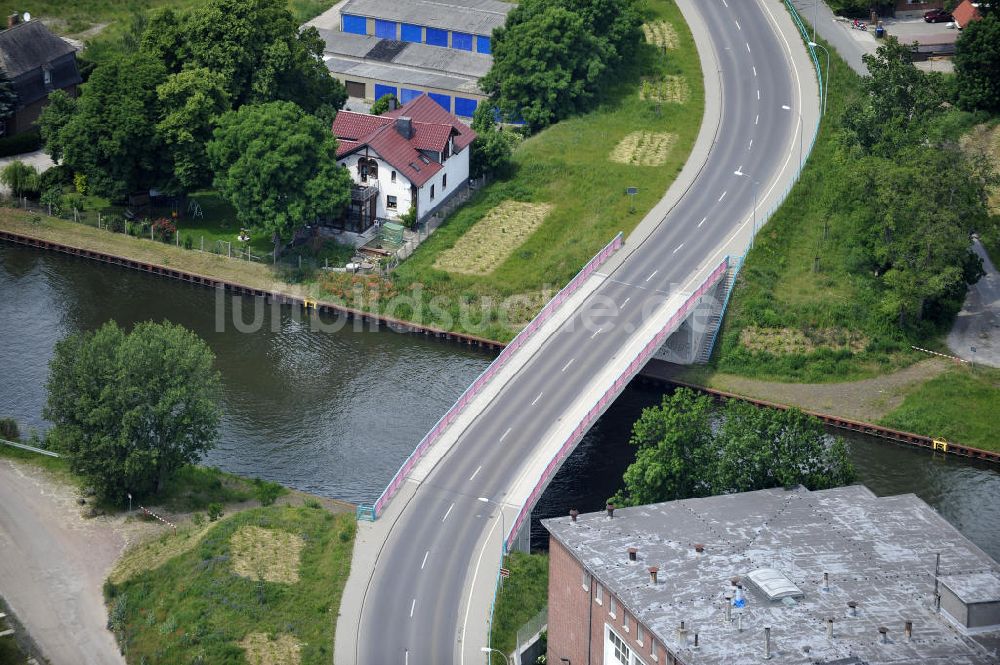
[338,152,415,221]
[415,141,471,221]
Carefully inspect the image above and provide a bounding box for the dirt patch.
[109,521,214,584]
[640,76,689,104]
[433,201,553,275]
[240,632,301,665]
[609,131,677,167]
[961,123,1000,214]
[642,21,679,49]
[230,525,305,584]
[739,326,869,355]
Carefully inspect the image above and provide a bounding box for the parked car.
[924,9,953,23]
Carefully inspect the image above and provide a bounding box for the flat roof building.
[543,485,1000,665]
[318,0,512,118]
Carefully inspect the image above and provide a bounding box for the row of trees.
[612,389,856,506]
[481,0,643,131]
[835,38,996,330]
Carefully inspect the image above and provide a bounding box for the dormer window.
[43,68,52,86]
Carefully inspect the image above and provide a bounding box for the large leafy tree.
[207,101,352,255]
[469,102,519,178]
[45,321,222,501]
[36,90,77,162]
[56,51,169,199]
[156,68,231,193]
[612,389,855,507]
[954,14,1000,113]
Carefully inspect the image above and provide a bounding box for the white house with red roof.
[331,94,476,231]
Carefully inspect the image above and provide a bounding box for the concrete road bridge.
[336,0,823,662]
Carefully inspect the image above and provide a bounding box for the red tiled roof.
[953,0,981,28]
[331,94,478,187]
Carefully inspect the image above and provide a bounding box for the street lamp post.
[481,646,510,665]
[808,41,831,116]
[478,496,506,555]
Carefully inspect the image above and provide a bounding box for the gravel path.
[948,238,1000,368]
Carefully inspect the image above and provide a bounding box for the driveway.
[948,238,1000,368]
[0,459,125,665]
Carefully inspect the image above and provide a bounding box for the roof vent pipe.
[569,509,578,523]
[847,600,858,617]
[648,566,659,584]
[693,633,699,649]
[606,503,615,519]
[763,627,772,660]
[677,621,688,647]
[738,613,745,632]
[822,572,830,592]
[826,618,834,639]
[694,543,704,553]
[628,547,637,562]
[878,626,889,644]
[725,593,733,624]
[904,620,912,641]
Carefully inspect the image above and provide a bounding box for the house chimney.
[763,627,771,660]
[847,601,858,617]
[606,503,615,519]
[693,633,699,649]
[822,572,829,592]
[569,509,579,523]
[826,618,834,639]
[388,97,398,111]
[738,614,745,632]
[395,117,413,140]
[677,621,687,647]
[7,12,19,28]
[878,626,888,644]
[725,593,733,623]
[904,620,912,641]
[648,566,659,584]
[694,543,704,554]
[628,547,637,562]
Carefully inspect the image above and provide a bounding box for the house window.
[391,170,396,183]
[609,628,630,665]
[43,69,51,86]
[595,583,603,605]
[623,611,629,633]
[430,184,435,200]
[650,641,658,662]
[581,570,590,591]
[358,158,378,182]
[637,625,644,647]
[442,174,447,190]
[387,195,397,210]
[609,596,617,618]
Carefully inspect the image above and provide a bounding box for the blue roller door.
[454,97,477,117]
[451,31,473,51]
[425,27,448,47]
[401,23,422,43]
[476,35,491,54]
[400,88,422,104]
[375,19,397,39]
[374,84,398,100]
[428,92,451,111]
[342,14,367,35]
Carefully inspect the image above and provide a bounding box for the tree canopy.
[44,321,222,501]
[469,102,519,178]
[612,389,855,507]
[0,66,16,121]
[954,14,1000,114]
[207,101,353,253]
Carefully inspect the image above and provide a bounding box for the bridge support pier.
[654,265,736,364]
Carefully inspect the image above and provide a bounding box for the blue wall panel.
[375,19,397,39]
[428,92,451,112]
[476,35,491,54]
[425,27,448,47]
[400,88,422,104]
[401,23,422,43]
[451,31,473,51]
[454,97,477,117]
[374,84,398,100]
[342,14,367,35]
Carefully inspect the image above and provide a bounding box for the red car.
[924,8,954,22]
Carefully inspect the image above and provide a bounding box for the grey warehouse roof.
[339,0,513,35]
[318,29,493,79]
[544,485,1000,665]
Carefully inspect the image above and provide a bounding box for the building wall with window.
[338,152,415,222]
[414,138,469,221]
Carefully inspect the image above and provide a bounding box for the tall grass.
[490,551,549,657]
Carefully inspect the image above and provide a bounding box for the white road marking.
[469,465,482,481]
[782,104,791,110]
[746,42,751,54]
[748,139,753,150]
[442,503,454,522]
[718,191,727,202]
[410,598,416,618]
[735,19,741,30]
[421,550,430,569]
[621,297,631,308]
[405,650,409,665]
[500,427,511,442]
[722,0,728,6]
[753,65,757,77]
[755,114,759,125]
[673,243,685,254]
[561,358,575,372]
[645,269,658,282]
[757,89,761,100]
[590,328,602,339]
[698,217,706,228]
[531,392,543,406]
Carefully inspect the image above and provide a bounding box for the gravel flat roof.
[544,485,1000,664]
[318,28,492,79]
[340,0,512,35]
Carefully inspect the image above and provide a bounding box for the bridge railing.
[784,0,823,170]
[358,231,625,520]
[504,258,730,549]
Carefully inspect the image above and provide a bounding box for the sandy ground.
[653,358,950,423]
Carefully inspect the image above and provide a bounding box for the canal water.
[2,243,998,560]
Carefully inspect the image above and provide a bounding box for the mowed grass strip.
[642,20,679,49]
[106,505,355,665]
[230,525,305,584]
[433,201,552,275]
[240,632,302,665]
[609,131,678,166]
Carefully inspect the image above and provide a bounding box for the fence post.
[201,236,204,252]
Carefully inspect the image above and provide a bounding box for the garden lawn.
[879,365,1000,453]
[380,0,704,340]
[490,552,549,658]
[106,504,355,665]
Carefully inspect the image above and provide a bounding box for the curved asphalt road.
[356,1,804,662]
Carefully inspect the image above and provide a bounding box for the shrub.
[40,185,64,215]
[151,217,176,242]
[0,129,42,157]
[192,512,206,527]
[1,160,40,198]
[399,206,417,229]
[183,234,194,250]
[207,503,223,521]
[303,498,322,509]
[38,164,72,193]
[253,478,285,507]
[74,172,88,195]
[0,417,19,441]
